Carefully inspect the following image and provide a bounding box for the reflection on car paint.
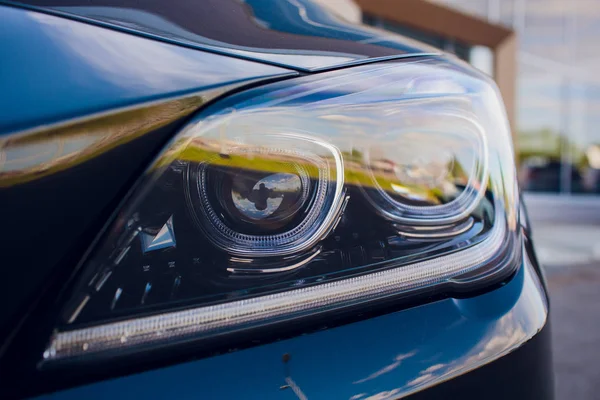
[0,6,297,187]
[0,4,295,339]
[37,252,546,400]
[0,5,294,135]
[16,0,439,71]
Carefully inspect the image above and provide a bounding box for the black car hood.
[13,0,440,71]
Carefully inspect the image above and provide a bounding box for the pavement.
[527,197,600,400]
[525,193,600,269]
[546,262,600,400]
[533,223,600,269]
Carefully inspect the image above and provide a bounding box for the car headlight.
[43,58,520,362]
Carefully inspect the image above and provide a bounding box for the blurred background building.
[319,0,600,198]
[432,0,600,197]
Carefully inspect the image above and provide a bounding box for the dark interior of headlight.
[65,158,496,327]
[178,139,344,258]
[201,164,312,234]
[45,61,519,363]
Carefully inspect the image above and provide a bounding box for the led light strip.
[44,207,507,362]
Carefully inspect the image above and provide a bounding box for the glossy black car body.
[0,1,552,399]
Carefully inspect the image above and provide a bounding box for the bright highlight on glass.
[45,206,506,361]
[43,59,518,363]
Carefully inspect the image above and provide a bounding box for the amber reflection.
[166,137,472,203]
[0,95,206,187]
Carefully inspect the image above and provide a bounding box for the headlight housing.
[44,58,520,362]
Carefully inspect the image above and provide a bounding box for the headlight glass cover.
[44,58,520,362]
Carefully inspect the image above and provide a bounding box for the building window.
[362,14,472,61]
